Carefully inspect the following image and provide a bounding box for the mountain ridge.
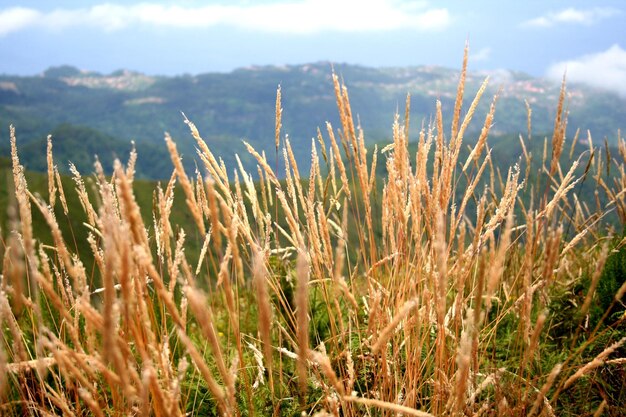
[1,62,624,179]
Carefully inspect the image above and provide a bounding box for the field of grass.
[1,49,625,416]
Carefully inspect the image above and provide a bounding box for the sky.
[0,1,625,94]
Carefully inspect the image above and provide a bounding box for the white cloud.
[0,1,450,36]
[546,44,626,97]
[0,7,41,36]
[522,7,619,28]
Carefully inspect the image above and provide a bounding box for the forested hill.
[1,63,624,179]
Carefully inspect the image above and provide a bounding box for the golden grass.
[1,49,625,416]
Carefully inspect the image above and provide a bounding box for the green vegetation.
[1,52,625,416]
[14,123,172,178]
[2,62,626,179]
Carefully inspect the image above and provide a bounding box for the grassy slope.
[1,64,625,414]
[1,128,622,288]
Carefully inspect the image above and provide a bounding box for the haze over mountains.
[1,62,625,179]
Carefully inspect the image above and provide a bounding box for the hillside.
[1,63,625,179]
[17,124,173,178]
[2,70,626,414]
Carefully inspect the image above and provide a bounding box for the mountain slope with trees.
[1,62,624,178]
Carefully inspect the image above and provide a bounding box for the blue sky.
[0,1,625,93]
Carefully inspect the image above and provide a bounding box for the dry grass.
[1,49,625,416]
